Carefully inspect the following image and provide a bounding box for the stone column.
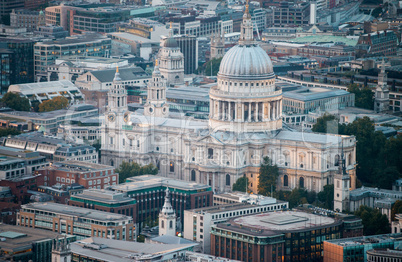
[273,102,276,120]
[217,101,221,120]
[242,103,245,121]
[268,102,271,120]
[248,102,252,122]
[279,100,282,118]
[210,99,214,119]
[255,103,259,122]
[228,102,232,120]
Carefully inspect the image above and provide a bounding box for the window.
[169,220,173,229]
[299,177,304,188]
[170,162,174,172]
[161,220,164,228]
[335,154,340,166]
[226,174,230,186]
[284,175,288,187]
[208,148,213,159]
[191,170,196,181]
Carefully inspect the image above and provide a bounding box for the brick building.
[37,161,118,189]
[0,174,44,204]
[68,189,137,219]
[17,202,135,241]
[356,30,398,57]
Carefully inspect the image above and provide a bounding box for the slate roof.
[91,67,149,83]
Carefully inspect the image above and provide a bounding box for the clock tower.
[144,59,169,118]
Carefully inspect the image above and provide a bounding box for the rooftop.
[71,189,134,204]
[282,87,350,101]
[290,36,358,47]
[113,175,211,192]
[21,202,132,222]
[48,161,114,172]
[90,67,149,83]
[36,33,109,46]
[325,233,402,247]
[0,224,71,252]
[215,192,277,205]
[70,237,196,261]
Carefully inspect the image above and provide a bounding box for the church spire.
[239,0,254,45]
[113,66,121,82]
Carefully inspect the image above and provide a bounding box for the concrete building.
[38,161,118,189]
[70,237,197,261]
[273,2,310,26]
[36,25,68,39]
[17,202,135,241]
[1,132,98,162]
[323,233,402,262]
[282,87,355,114]
[0,145,48,180]
[0,0,24,21]
[211,210,359,262]
[34,33,112,82]
[367,248,402,262]
[0,223,76,262]
[0,104,98,134]
[184,198,289,254]
[111,175,213,229]
[8,80,84,105]
[173,35,198,74]
[101,6,357,195]
[68,189,137,218]
[10,9,44,32]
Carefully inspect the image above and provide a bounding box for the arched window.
[170,162,174,172]
[110,160,114,167]
[226,174,230,186]
[284,175,288,187]
[169,220,173,229]
[299,177,304,188]
[191,170,196,181]
[161,220,164,229]
[335,154,340,166]
[348,154,352,166]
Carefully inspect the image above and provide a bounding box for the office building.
[367,248,402,262]
[356,30,398,57]
[36,25,68,39]
[38,161,118,189]
[111,175,213,228]
[70,237,197,261]
[10,9,44,32]
[0,145,48,180]
[1,132,98,162]
[184,198,289,254]
[34,33,111,81]
[273,2,310,26]
[0,49,12,93]
[282,87,355,114]
[17,202,135,241]
[173,35,198,74]
[0,223,76,262]
[8,80,84,105]
[0,38,34,93]
[324,233,402,262]
[212,210,362,262]
[68,189,137,218]
[0,0,24,22]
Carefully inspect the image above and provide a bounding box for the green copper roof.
[290,35,358,47]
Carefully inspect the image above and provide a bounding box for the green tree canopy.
[196,57,222,76]
[258,157,279,196]
[317,184,334,210]
[39,96,69,112]
[233,177,249,192]
[391,200,402,222]
[355,205,390,235]
[116,161,158,184]
[347,84,374,110]
[0,128,21,137]
[1,92,30,111]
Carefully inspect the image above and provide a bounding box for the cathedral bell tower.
[210,30,225,59]
[374,59,390,113]
[106,66,129,126]
[334,141,350,212]
[52,236,71,262]
[159,188,176,237]
[144,60,169,117]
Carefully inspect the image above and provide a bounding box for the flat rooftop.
[220,211,339,234]
[325,233,402,247]
[113,175,211,192]
[49,161,114,172]
[72,189,135,204]
[190,203,254,214]
[70,237,197,261]
[0,224,69,251]
[21,202,132,222]
[282,87,350,101]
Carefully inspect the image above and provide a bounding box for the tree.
[317,184,334,210]
[39,96,69,112]
[375,167,400,190]
[347,84,374,110]
[196,57,222,76]
[92,139,101,162]
[288,188,308,208]
[391,201,402,222]
[258,157,279,196]
[1,92,30,111]
[233,177,249,192]
[0,128,21,137]
[116,161,158,184]
[355,205,390,235]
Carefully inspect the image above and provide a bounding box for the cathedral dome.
[163,37,178,48]
[218,44,274,78]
